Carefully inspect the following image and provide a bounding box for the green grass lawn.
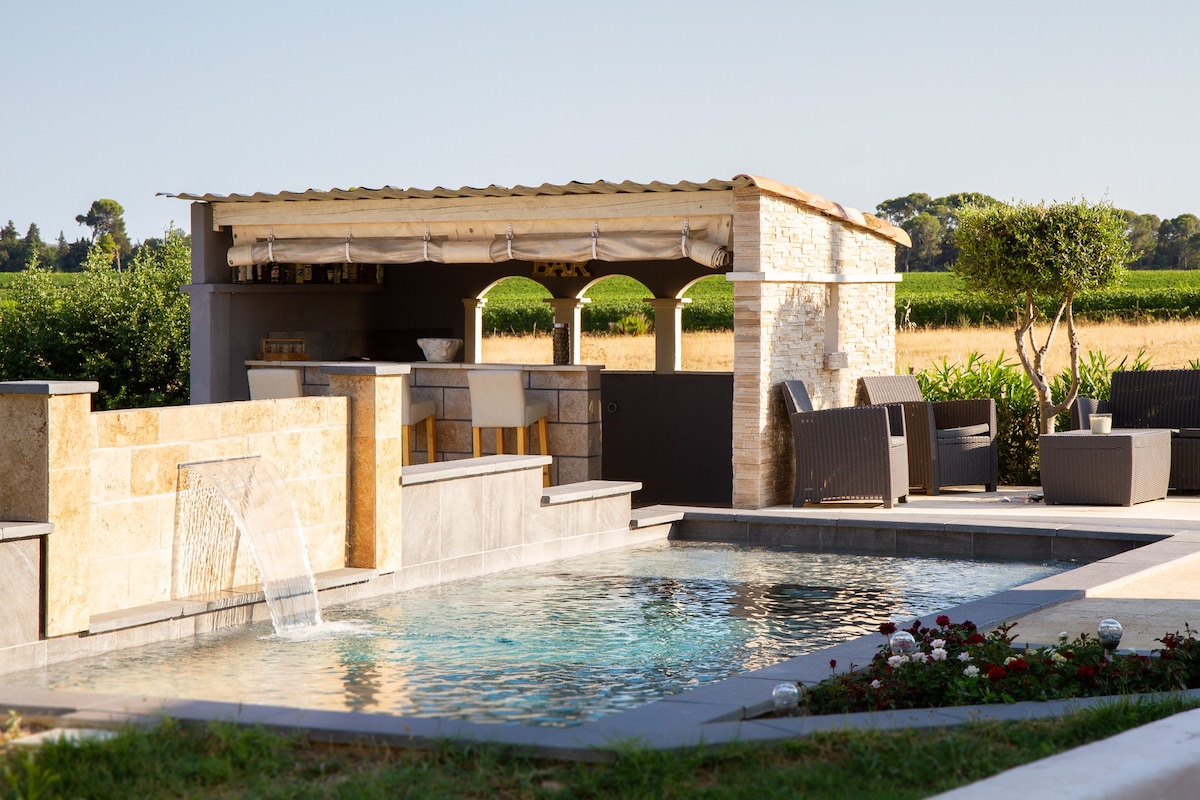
[1,698,1192,799]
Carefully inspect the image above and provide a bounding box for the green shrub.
[0,227,191,409]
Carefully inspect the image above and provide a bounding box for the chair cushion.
[936,423,990,439]
[404,398,437,426]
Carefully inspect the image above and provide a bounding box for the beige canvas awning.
[227,231,731,269]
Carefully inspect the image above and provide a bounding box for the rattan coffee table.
[1039,428,1171,506]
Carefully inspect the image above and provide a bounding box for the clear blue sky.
[4,1,1198,243]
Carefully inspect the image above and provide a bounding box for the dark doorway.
[600,372,733,506]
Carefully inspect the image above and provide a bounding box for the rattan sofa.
[856,375,998,494]
[782,380,909,509]
[1070,369,1200,492]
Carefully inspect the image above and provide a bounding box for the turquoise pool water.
[14,541,1073,726]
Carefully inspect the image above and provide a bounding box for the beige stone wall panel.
[157,405,222,443]
[93,408,160,449]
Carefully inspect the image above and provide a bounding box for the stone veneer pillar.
[0,380,97,636]
[728,187,900,509]
[323,364,407,572]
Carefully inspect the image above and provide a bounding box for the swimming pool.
[13,541,1073,726]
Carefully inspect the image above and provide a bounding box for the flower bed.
[798,617,1200,715]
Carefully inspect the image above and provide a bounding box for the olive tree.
[954,200,1134,433]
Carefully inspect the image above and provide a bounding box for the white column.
[462,298,486,364]
[646,298,691,374]
[543,298,591,365]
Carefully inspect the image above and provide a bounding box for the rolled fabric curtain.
[440,239,511,264]
[228,233,730,268]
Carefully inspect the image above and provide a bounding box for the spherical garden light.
[889,631,917,656]
[1098,618,1123,656]
[772,682,801,716]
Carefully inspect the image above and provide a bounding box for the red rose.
[966,633,985,645]
[987,666,1007,682]
[1008,658,1028,673]
[1077,665,1095,680]
[829,659,837,671]
[963,621,977,632]
[936,615,951,627]
[879,622,897,636]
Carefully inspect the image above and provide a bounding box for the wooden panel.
[601,372,733,506]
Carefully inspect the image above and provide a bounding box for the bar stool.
[402,378,437,466]
[467,370,550,483]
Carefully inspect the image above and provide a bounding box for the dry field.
[484,319,1200,374]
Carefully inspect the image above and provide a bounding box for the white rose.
[963,665,980,678]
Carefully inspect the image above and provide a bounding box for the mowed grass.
[485,318,1200,373]
[2,699,1194,799]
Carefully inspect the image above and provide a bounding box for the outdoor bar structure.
[178,175,909,509]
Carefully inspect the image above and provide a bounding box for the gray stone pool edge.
[3,502,1199,771]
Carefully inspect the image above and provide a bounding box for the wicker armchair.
[856,375,998,494]
[1070,369,1200,492]
[783,380,909,508]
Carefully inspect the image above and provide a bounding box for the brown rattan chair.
[783,380,909,508]
[856,375,998,494]
[1070,369,1200,492]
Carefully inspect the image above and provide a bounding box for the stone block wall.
[407,364,602,486]
[730,188,899,509]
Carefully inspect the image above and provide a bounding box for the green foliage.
[955,200,1133,301]
[0,226,191,409]
[481,273,735,333]
[876,191,1004,272]
[608,313,652,335]
[897,270,1200,327]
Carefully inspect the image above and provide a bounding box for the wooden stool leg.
[495,427,504,455]
[425,416,436,463]
[472,427,482,458]
[538,416,550,486]
[517,424,527,455]
[402,424,412,467]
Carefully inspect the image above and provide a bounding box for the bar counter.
[247,360,602,484]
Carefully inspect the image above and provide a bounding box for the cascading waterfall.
[176,456,322,632]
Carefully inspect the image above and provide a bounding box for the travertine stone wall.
[0,384,96,635]
[730,188,898,509]
[0,379,351,632]
[324,365,406,573]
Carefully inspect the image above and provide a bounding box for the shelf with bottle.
[230,263,386,286]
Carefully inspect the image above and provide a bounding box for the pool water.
[14,541,1073,726]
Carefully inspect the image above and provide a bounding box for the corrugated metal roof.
[161,177,747,203]
[160,175,910,246]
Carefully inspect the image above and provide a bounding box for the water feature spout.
[177,456,322,632]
